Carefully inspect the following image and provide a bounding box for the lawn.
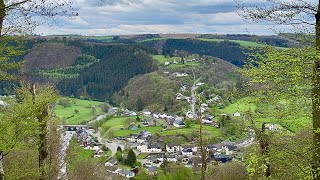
[160,124,221,138]
[54,98,104,125]
[101,116,163,137]
[152,55,168,64]
[219,97,257,115]
[101,116,222,138]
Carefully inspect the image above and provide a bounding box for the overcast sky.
[34,0,317,36]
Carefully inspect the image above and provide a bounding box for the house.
[148,142,164,153]
[106,166,118,174]
[148,153,165,162]
[166,143,182,153]
[142,118,155,126]
[115,169,135,178]
[166,154,178,162]
[233,111,241,117]
[143,111,152,116]
[147,166,157,175]
[137,143,149,153]
[186,111,194,119]
[0,100,7,106]
[105,158,118,166]
[152,113,160,118]
[127,134,139,143]
[123,109,137,116]
[166,118,175,126]
[181,148,193,156]
[269,123,277,131]
[173,120,186,128]
[164,62,170,66]
[213,154,232,163]
[138,130,152,138]
[128,123,138,130]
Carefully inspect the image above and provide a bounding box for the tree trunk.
[31,84,48,180]
[199,117,207,180]
[0,152,5,180]
[0,0,4,36]
[312,3,320,179]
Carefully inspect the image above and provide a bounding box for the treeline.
[160,39,250,66]
[198,34,290,47]
[57,45,158,101]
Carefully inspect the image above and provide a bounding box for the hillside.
[23,42,81,69]
[116,55,241,113]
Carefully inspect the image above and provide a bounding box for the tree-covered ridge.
[57,45,158,101]
[141,38,251,66]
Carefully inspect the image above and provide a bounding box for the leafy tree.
[239,0,320,177]
[0,85,58,179]
[124,118,135,129]
[136,116,141,122]
[58,98,71,108]
[136,96,144,111]
[125,149,136,167]
[91,105,97,115]
[115,146,123,163]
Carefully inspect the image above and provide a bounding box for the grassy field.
[152,55,169,64]
[101,116,162,137]
[220,97,311,132]
[101,116,222,138]
[219,97,257,115]
[54,98,104,125]
[196,38,264,48]
[160,124,221,137]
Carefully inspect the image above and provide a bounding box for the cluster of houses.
[137,141,240,174]
[75,129,105,158]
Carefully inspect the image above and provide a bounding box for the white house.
[115,169,135,178]
[186,111,194,119]
[181,148,193,156]
[0,100,7,106]
[105,158,117,166]
[166,154,178,162]
[269,124,277,131]
[166,143,182,153]
[148,142,164,153]
[164,62,170,66]
[137,143,149,153]
[233,111,241,117]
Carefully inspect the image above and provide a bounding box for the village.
[67,105,261,179]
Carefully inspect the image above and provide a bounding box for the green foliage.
[115,147,123,163]
[136,96,144,111]
[0,37,26,81]
[57,44,158,101]
[58,98,71,108]
[54,98,104,124]
[157,164,194,180]
[125,149,136,167]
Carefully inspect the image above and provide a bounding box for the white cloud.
[32,0,314,35]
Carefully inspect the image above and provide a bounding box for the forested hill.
[56,45,157,100]
[17,41,157,101]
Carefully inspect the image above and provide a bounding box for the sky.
[33,0,317,36]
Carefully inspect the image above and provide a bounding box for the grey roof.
[182,148,193,153]
[147,166,157,172]
[149,142,164,149]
